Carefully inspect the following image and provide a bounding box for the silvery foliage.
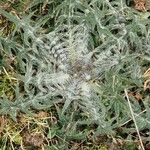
[0,7,121,127]
[23,24,109,124]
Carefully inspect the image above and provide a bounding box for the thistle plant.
[0,0,150,141]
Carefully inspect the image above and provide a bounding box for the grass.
[0,0,150,149]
